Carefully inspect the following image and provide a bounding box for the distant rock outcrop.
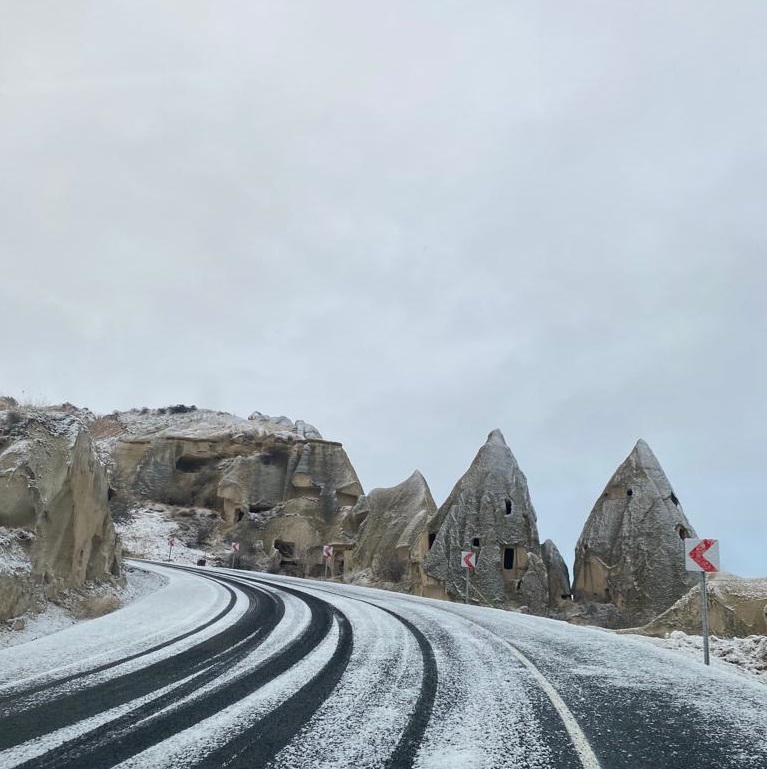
[423,429,554,612]
[103,408,363,576]
[572,439,697,627]
[634,574,767,638]
[0,407,121,621]
[351,470,438,586]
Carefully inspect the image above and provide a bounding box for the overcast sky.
[2,2,765,577]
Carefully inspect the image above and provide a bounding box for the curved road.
[1,562,765,769]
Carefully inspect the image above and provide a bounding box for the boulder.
[423,429,549,611]
[0,408,121,620]
[572,439,697,626]
[352,470,438,586]
[635,574,767,638]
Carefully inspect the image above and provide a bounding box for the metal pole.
[324,559,328,581]
[701,572,710,665]
[167,544,172,561]
[465,568,469,604]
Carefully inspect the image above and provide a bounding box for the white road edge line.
[501,640,602,769]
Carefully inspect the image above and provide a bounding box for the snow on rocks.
[115,506,211,565]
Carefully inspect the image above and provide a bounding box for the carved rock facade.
[423,430,562,612]
[105,408,362,576]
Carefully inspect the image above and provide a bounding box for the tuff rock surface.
[0,407,121,621]
[423,429,553,612]
[542,539,572,605]
[572,439,697,627]
[102,407,362,576]
[634,574,767,639]
[352,470,438,585]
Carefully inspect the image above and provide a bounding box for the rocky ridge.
[3,394,756,636]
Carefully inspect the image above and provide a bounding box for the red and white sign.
[323,545,333,560]
[685,538,719,573]
[232,542,240,553]
[168,537,175,547]
[460,550,476,569]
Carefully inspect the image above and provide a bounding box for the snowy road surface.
[1,563,765,769]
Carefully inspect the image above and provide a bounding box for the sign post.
[460,550,476,604]
[167,537,175,561]
[685,538,720,666]
[323,545,333,580]
[231,541,240,569]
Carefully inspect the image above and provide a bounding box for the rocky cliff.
[423,429,556,612]
[0,404,121,621]
[572,439,697,627]
[101,407,362,576]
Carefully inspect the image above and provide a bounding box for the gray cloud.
[2,1,765,575]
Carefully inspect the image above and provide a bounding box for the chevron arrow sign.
[684,538,720,573]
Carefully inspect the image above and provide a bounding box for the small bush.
[4,410,23,427]
[167,404,197,414]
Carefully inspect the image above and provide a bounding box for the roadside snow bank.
[0,564,165,649]
[628,630,767,683]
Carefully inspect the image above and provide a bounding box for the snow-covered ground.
[115,506,212,565]
[631,630,767,683]
[0,564,165,649]
[1,565,766,769]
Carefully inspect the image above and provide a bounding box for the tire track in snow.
[0,574,281,758]
[186,580,354,769]
[238,577,434,769]
[290,579,593,769]
[6,580,348,769]
[0,574,240,712]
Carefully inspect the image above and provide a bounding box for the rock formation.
[572,439,697,627]
[423,429,554,612]
[542,539,572,605]
[351,470,438,587]
[635,574,767,638]
[0,406,121,621]
[102,407,363,576]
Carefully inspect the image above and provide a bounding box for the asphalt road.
[1,563,765,769]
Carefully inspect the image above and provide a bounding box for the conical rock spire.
[423,430,551,610]
[572,439,697,625]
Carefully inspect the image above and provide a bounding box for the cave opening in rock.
[273,539,295,562]
[176,456,210,473]
[505,498,512,515]
[676,524,690,540]
[428,532,436,549]
[503,547,515,570]
[670,492,680,506]
[626,489,633,497]
[472,537,480,548]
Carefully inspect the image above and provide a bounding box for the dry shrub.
[73,594,121,619]
[88,416,125,439]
